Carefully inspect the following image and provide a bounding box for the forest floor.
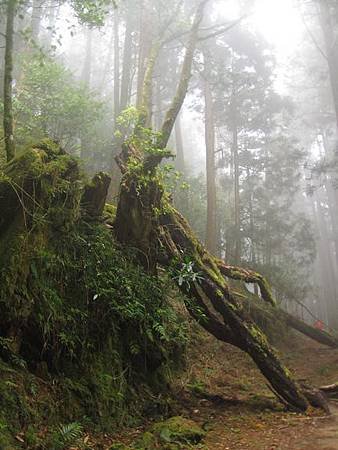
[106,328,338,450]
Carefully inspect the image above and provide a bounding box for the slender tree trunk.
[99,29,114,92]
[174,113,185,172]
[231,94,240,263]
[321,131,338,266]
[120,6,133,112]
[314,190,338,329]
[318,1,338,129]
[203,73,217,254]
[0,15,6,102]
[136,0,152,109]
[3,0,17,162]
[113,10,120,125]
[45,0,58,48]
[159,0,209,148]
[81,28,93,87]
[31,0,43,41]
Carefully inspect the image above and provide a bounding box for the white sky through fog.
[250,0,303,57]
[214,0,304,92]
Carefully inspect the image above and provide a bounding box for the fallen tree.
[114,141,338,411]
[0,140,335,415]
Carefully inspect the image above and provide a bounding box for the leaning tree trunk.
[114,143,319,412]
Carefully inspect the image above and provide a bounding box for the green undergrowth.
[0,141,189,448]
[110,416,206,450]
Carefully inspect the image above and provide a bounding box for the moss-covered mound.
[110,416,206,450]
[0,141,188,448]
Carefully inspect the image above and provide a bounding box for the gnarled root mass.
[114,143,338,412]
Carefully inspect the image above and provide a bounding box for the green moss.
[134,416,206,449]
[0,142,189,436]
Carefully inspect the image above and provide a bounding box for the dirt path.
[106,333,338,449]
[173,333,338,450]
[297,402,338,450]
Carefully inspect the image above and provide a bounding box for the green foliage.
[132,416,206,449]
[12,55,106,156]
[170,256,204,290]
[115,107,173,160]
[0,143,189,434]
[49,422,83,450]
[71,0,115,26]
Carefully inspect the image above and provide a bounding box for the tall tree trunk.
[313,190,338,329]
[321,130,338,267]
[203,73,217,254]
[81,28,93,87]
[3,0,16,162]
[0,15,6,102]
[99,29,114,92]
[45,0,58,48]
[318,1,338,129]
[113,10,120,126]
[174,113,185,172]
[136,0,152,109]
[31,0,43,41]
[120,5,133,112]
[159,0,209,148]
[231,94,240,263]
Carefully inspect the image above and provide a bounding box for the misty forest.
[2,0,338,448]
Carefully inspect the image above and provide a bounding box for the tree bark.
[203,72,217,254]
[3,0,17,162]
[81,28,93,87]
[114,142,320,411]
[113,10,120,125]
[120,5,133,112]
[318,0,338,129]
[31,0,44,41]
[159,0,209,148]
[174,113,185,172]
[231,93,241,263]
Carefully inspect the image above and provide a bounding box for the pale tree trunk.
[314,190,338,329]
[321,130,338,266]
[31,0,44,41]
[136,0,153,109]
[174,113,185,172]
[3,0,17,162]
[318,1,338,129]
[120,5,133,112]
[113,10,120,126]
[230,93,241,263]
[99,29,114,92]
[81,28,93,87]
[203,71,217,254]
[45,0,58,48]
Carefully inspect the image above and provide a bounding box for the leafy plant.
[171,257,204,290]
[50,422,83,450]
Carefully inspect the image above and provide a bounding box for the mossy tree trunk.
[114,141,319,411]
[112,0,332,412]
[3,0,17,162]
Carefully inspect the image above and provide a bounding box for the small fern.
[51,422,83,449]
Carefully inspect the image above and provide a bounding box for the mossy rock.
[134,416,206,449]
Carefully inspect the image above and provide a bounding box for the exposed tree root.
[114,143,338,412]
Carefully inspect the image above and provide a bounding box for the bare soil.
[99,329,338,449]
